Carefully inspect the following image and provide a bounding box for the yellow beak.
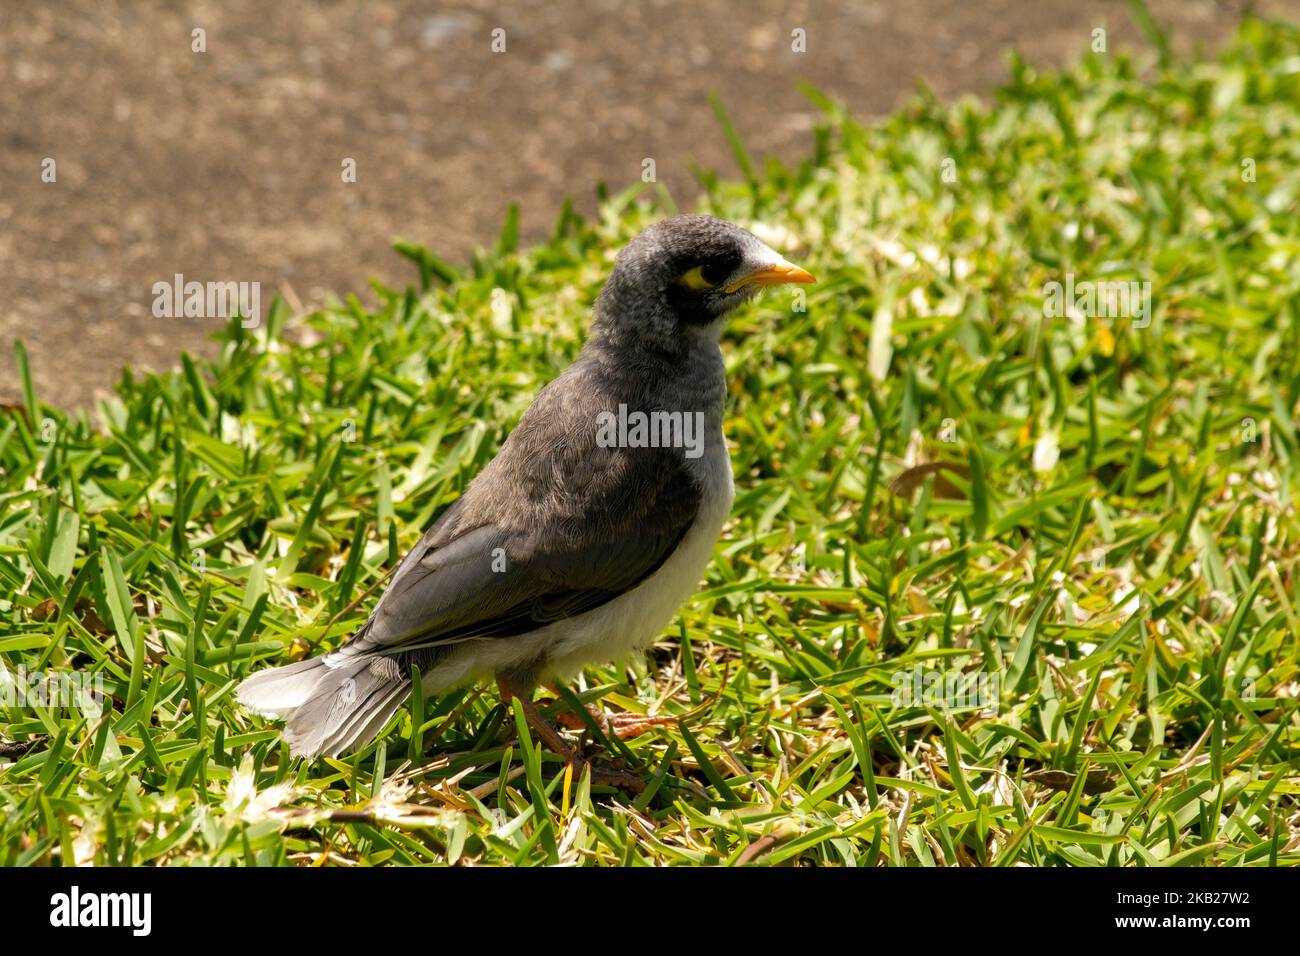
[724,258,817,294]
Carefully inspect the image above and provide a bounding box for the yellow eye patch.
[675,265,716,290]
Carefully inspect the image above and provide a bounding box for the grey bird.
[236,215,814,780]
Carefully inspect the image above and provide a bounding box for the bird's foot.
[556,705,675,741]
[580,759,646,793]
[497,675,647,793]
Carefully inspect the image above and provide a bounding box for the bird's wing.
[341,382,705,654]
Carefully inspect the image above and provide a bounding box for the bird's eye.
[699,261,732,285]
[675,261,733,290]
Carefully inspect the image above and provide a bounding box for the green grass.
[3,18,1300,867]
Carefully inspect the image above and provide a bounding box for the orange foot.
[555,705,675,740]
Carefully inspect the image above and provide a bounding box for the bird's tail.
[235,653,411,759]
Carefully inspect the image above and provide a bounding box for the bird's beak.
[723,257,817,294]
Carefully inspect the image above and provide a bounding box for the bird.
[236,214,814,785]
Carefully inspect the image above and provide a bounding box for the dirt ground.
[3,0,1297,407]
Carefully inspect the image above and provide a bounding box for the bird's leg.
[544,680,676,740]
[496,674,573,755]
[495,674,644,793]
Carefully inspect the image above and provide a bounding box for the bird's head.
[592,215,815,351]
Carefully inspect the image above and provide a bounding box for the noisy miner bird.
[237,215,814,784]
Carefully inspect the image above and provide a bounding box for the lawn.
[2,17,1298,867]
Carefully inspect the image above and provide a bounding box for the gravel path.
[2,0,1293,406]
